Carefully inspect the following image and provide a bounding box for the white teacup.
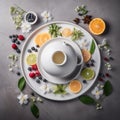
[38,38,83,79]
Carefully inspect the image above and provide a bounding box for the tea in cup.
[52,51,67,66]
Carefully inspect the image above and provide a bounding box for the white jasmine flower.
[21,21,32,33]
[91,84,103,100]
[80,39,90,49]
[17,92,29,105]
[40,84,51,94]
[41,11,53,23]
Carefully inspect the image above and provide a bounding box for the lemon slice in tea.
[26,53,37,65]
[81,68,95,80]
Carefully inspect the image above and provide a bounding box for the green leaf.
[90,40,96,54]
[18,77,26,91]
[31,103,39,118]
[103,81,113,96]
[79,95,96,105]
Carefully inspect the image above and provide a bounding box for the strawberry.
[12,43,18,49]
[35,70,41,76]
[18,35,25,41]
[31,64,38,70]
[29,72,35,78]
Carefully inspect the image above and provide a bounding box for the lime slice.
[26,53,37,65]
[81,68,95,80]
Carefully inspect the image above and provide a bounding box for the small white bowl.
[24,11,38,25]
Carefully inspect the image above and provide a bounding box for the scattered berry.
[31,92,35,96]
[9,35,12,39]
[16,72,21,76]
[11,39,17,43]
[73,18,80,24]
[90,63,94,67]
[12,44,17,49]
[99,73,105,78]
[43,79,47,82]
[86,63,90,67]
[28,67,32,71]
[38,76,42,79]
[36,79,41,84]
[109,57,114,60]
[105,73,110,77]
[27,49,32,53]
[34,49,38,52]
[18,35,25,41]
[16,49,21,54]
[35,70,41,76]
[82,15,92,24]
[29,72,35,78]
[83,80,87,84]
[16,41,21,45]
[31,64,38,70]
[91,59,95,63]
[98,77,104,82]
[31,47,35,50]
[104,57,109,62]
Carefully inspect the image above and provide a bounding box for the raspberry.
[31,64,38,70]
[12,43,18,49]
[35,70,41,76]
[18,35,25,41]
[29,72,35,78]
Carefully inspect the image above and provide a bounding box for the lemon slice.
[69,80,82,94]
[81,68,95,80]
[26,53,37,65]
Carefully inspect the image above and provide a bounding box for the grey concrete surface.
[0,0,120,120]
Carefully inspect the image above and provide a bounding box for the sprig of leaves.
[75,5,88,16]
[49,23,61,37]
[53,85,67,95]
[72,28,84,41]
[10,5,26,29]
[18,77,26,91]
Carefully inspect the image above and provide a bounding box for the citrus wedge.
[89,18,106,35]
[26,53,37,65]
[34,33,51,46]
[81,68,95,80]
[69,80,82,94]
[62,28,72,37]
[81,49,91,63]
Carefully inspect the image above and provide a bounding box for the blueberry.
[36,79,41,84]
[28,67,32,71]
[43,79,47,82]
[16,72,21,76]
[11,39,16,43]
[38,76,42,79]
[91,59,95,63]
[27,49,32,53]
[83,80,87,84]
[86,63,90,67]
[31,92,35,96]
[109,57,114,60]
[90,63,94,67]
[31,47,35,50]
[16,41,21,45]
[99,73,105,78]
[35,49,38,52]
[9,35,12,39]
[12,35,16,38]
[16,49,21,54]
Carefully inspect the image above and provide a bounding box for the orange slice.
[89,18,106,35]
[62,28,72,37]
[69,80,82,94]
[81,49,91,63]
[34,33,51,46]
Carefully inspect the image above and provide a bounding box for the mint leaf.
[90,40,96,54]
[79,95,96,105]
[31,103,39,118]
[104,81,113,96]
[18,77,26,91]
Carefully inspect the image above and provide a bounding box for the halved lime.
[26,53,37,65]
[81,68,95,80]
